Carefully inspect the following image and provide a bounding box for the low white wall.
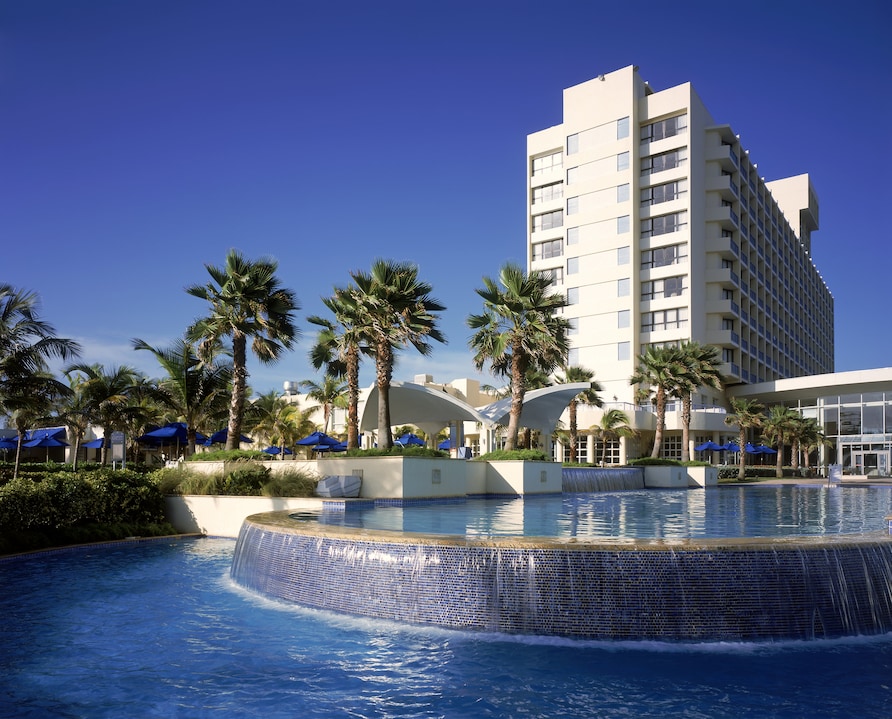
[686,466,718,488]
[320,456,468,498]
[165,495,323,537]
[183,459,319,476]
[485,461,562,494]
[642,466,687,488]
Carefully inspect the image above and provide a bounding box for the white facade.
[527,65,834,410]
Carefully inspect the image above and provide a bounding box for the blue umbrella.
[262,446,293,455]
[204,428,253,446]
[82,438,104,449]
[744,442,762,454]
[295,431,340,447]
[755,444,777,454]
[723,442,741,453]
[24,433,69,448]
[694,441,722,452]
[395,433,424,447]
[140,422,206,444]
[438,439,454,450]
[0,436,18,450]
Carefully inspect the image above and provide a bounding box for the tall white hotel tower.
[527,65,834,410]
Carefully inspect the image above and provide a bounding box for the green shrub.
[475,449,550,462]
[344,446,446,458]
[221,465,271,496]
[627,457,682,466]
[262,470,319,497]
[187,449,269,462]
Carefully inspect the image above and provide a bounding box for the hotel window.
[618,341,630,361]
[617,152,630,171]
[567,227,579,245]
[722,348,735,364]
[617,215,630,234]
[543,267,563,286]
[641,179,687,206]
[567,317,579,335]
[641,242,687,269]
[532,151,562,176]
[617,309,630,328]
[617,183,630,202]
[532,239,563,260]
[533,209,563,232]
[617,116,630,139]
[641,308,687,331]
[567,197,579,215]
[567,257,579,275]
[641,276,686,300]
[617,278,630,296]
[641,211,687,238]
[617,245,630,265]
[532,182,563,204]
[641,148,687,175]
[566,287,579,305]
[640,114,688,142]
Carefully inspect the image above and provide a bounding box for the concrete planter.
[483,460,562,495]
[686,466,718,488]
[642,465,687,488]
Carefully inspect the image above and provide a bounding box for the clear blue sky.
[3,0,890,396]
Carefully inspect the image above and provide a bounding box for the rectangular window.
[641,179,687,206]
[641,308,688,331]
[532,182,563,204]
[531,239,563,260]
[641,211,687,238]
[618,341,630,361]
[641,243,688,269]
[566,167,578,185]
[566,134,578,155]
[640,114,688,142]
[617,215,630,234]
[566,197,579,215]
[566,227,579,245]
[617,152,630,171]
[566,257,579,275]
[532,151,562,176]
[617,116,630,139]
[567,317,579,335]
[641,276,686,300]
[641,148,687,175]
[532,209,563,232]
[722,348,735,363]
[617,246,630,265]
[542,266,563,286]
[617,183,630,202]
[617,278,630,297]
[566,287,579,305]
[617,309,630,328]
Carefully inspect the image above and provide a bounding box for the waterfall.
[562,467,645,492]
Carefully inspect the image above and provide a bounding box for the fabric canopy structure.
[295,431,340,447]
[262,446,293,455]
[694,441,723,452]
[82,438,104,449]
[204,429,253,446]
[0,437,18,449]
[24,432,69,448]
[139,422,207,445]
[477,382,594,432]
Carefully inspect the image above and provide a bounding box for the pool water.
[2,538,891,718]
[316,486,892,539]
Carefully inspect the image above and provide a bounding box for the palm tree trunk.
[776,435,784,478]
[737,428,747,481]
[651,389,666,458]
[505,352,526,451]
[227,332,248,451]
[346,346,360,449]
[568,399,578,463]
[376,341,394,449]
[681,396,692,462]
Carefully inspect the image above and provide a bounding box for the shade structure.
[395,433,424,447]
[438,439,454,450]
[694,441,723,452]
[204,429,253,446]
[0,437,18,450]
[262,446,293,455]
[295,431,340,447]
[723,442,741,453]
[744,442,762,454]
[82,438,104,449]
[24,433,69,448]
[755,444,778,454]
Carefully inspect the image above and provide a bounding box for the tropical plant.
[186,250,300,451]
[797,416,829,474]
[132,337,231,456]
[63,364,144,465]
[468,263,570,451]
[299,374,348,435]
[554,365,603,462]
[589,408,636,466]
[762,405,799,478]
[724,397,765,480]
[307,286,371,449]
[350,259,445,449]
[629,345,684,458]
[247,390,316,456]
[674,342,723,462]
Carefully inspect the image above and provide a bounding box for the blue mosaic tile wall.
[230,517,892,642]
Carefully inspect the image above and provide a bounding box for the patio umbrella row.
[695,441,777,454]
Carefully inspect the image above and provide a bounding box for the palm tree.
[4,372,69,478]
[64,363,142,465]
[762,405,799,478]
[132,337,231,456]
[468,263,570,451]
[629,345,684,458]
[308,286,371,449]
[589,408,636,466]
[186,250,300,451]
[555,365,603,462]
[675,342,723,462]
[724,397,764,481]
[798,416,829,476]
[248,390,315,456]
[299,374,348,435]
[350,259,445,450]
[56,375,92,472]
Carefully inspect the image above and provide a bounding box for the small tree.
[724,397,764,480]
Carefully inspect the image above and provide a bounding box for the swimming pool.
[2,538,891,718]
[231,486,892,642]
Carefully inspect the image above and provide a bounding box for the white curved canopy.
[477,382,594,430]
[359,381,490,431]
